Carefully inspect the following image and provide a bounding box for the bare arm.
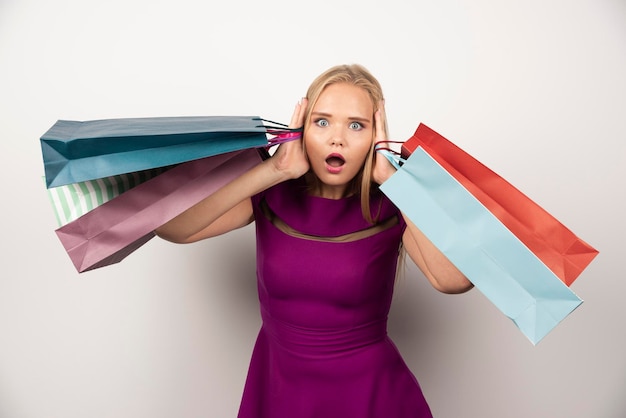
[155,99,309,244]
[371,102,473,294]
[400,217,473,294]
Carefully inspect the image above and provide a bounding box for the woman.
[156,64,473,417]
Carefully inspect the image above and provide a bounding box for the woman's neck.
[304,172,354,200]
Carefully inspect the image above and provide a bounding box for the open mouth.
[325,154,345,168]
[325,154,345,174]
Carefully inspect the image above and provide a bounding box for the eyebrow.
[311,111,372,123]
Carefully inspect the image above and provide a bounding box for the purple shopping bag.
[55,148,263,272]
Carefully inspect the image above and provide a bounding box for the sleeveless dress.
[238,178,432,418]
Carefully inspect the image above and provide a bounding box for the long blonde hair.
[303,64,388,224]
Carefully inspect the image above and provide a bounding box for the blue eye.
[349,122,362,130]
[315,119,329,127]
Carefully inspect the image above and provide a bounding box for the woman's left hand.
[371,100,397,185]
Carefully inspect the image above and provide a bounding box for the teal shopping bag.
[41,116,299,188]
[380,147,583,345]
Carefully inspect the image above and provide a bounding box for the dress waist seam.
[260,307,388,357]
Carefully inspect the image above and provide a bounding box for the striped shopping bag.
[46,167,171,226]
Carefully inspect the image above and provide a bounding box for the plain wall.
[1,0,624,417]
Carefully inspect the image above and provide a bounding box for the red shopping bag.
[401,123,598,286]
[56,149,263,272]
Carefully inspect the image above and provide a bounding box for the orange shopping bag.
[401,123,598,286]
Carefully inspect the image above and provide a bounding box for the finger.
[288,100,301,129]
[297,98,308,127]
[374,100,387,140]
[288,98,308,129]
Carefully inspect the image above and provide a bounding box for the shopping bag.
[46,166,171,226]
[380,147,584,344]
[41,116,299,188]
[400,124,598,286]
[55,148,263,273]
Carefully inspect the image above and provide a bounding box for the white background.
[1,0,624,417]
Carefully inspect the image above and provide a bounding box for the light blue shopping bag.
[380,147,583,344]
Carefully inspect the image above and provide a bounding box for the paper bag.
[41,116,298,187]
[380,147,584,344]
[46,167,171,226]
[401,124,598,286]
[56,149,262,272]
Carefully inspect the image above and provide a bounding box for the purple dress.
[238,178,432,417]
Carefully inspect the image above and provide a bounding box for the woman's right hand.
[269,98,310,179]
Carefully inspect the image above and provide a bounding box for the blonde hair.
[303,64,388,224]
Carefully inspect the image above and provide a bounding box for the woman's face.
[304,82,374,199]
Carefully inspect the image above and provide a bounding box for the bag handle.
[256,118,304,147]
[375,140,406,170]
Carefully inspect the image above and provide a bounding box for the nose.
[329,126,345,147]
